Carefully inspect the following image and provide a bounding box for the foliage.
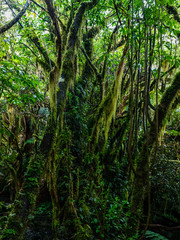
[144,230,168,240]
[0,0,180,239]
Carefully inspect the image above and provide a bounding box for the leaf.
[24,137,35,145]
[145,230,168,240]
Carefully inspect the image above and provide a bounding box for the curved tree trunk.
[127,72,180,238]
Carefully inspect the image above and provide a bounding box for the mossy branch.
[44,0,62,67]
[67,0,99,49]
[0,0,31,34]
[154,71,180,133]
[91,44,129,144]
[80,46,100,77]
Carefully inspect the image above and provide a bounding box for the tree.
[0,0,179,239]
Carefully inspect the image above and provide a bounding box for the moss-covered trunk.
[127,72,180,238]
[0,115,56,240]
[45,1,99,239]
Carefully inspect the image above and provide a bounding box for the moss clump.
[91,45,129,144]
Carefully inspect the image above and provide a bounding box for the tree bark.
[127,72,180,238]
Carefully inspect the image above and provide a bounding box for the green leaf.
[145,230,168,240]
[24,137,35,145]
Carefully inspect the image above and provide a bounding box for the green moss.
[158,72,180,129]
[91,46,128,145]
[49,67,59,121]
[127,72,180,238]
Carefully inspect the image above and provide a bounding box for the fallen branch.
[141,223,180,232]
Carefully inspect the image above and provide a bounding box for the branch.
[43,0,61,44]
[27,30,55,70]
[150,64,176,91]
[143,72,180,147]
[149,99,156,111]
[19,42,50,71]
[101,25,119,80]
[44,0,62,66]
[80,46,100,77]
[2,124,21,154]
[31,0,47,12]
[57,17,66,33]
[19,42,38,57]
[110,38,126,51]
[113,0,123,26]
[142,71,180,150]
[141,223,180,232]
[0,0,31,34]
[6,0,21,11]
[4,0,54,70]
[156,71,180,131]
[33,0,65,31]
[68,0,99,49]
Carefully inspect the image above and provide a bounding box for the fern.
[145,230,168,240]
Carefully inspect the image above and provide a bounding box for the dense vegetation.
[0,0,179,239]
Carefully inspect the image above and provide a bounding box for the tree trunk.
[0,115,56,240]
[127,72,180,238]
